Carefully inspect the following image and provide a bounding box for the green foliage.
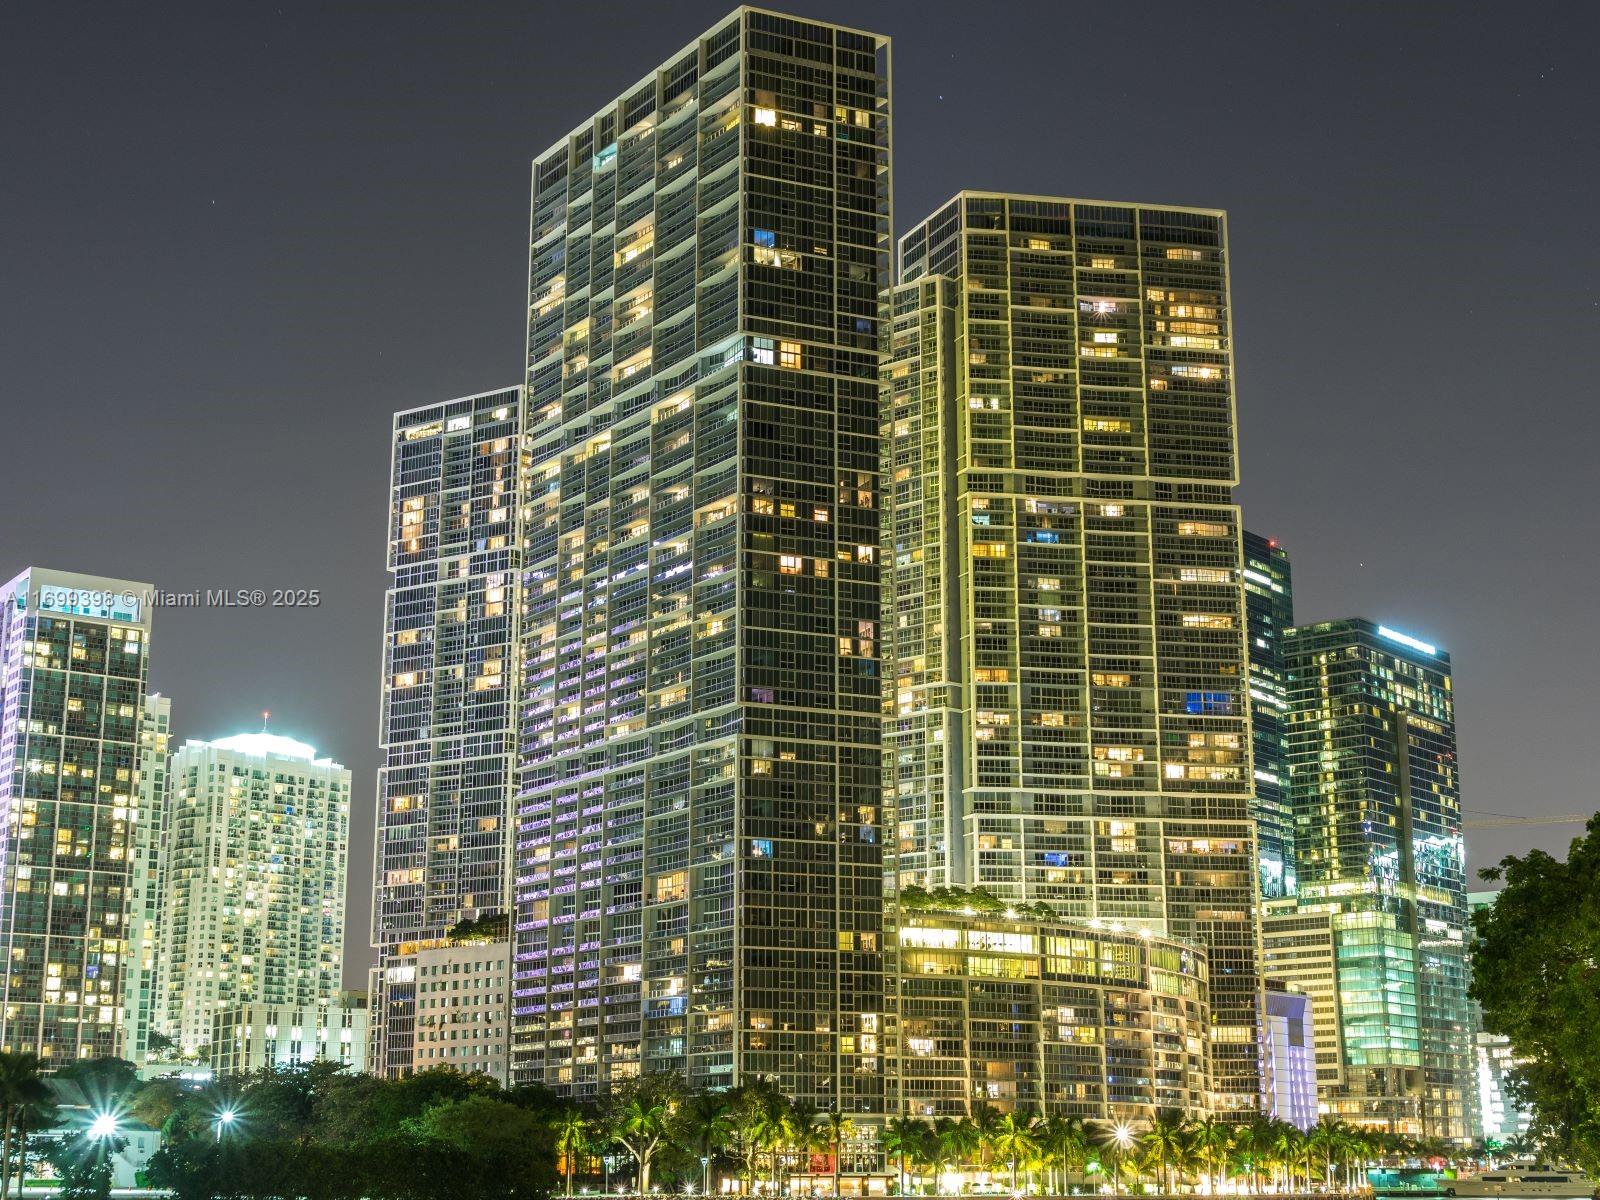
[895,884,1055,920]
[1472,814,1600,1173]
[144,1062,560,1200]
[44,1130,121,1200]
[444,913,510,943]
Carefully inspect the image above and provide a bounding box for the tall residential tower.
[0,569,153,1062]
[157,732,351,1057]
[883,194,1262,1112]
[371,387,524,1075]
[511,8,891,1109]
[1283,619,1470,1141]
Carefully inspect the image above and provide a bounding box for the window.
[752,107,777,127]
[778,340,802,369]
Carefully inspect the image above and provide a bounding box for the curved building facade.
[890,905,1211,1120]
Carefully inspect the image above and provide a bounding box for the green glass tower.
[511,8,891,1112]
[884,193,1262,1114]
[0,569,153,1063]
[1243,531,1293,898]
[1284,618,1470,1141]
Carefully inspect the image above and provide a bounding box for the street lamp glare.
[89,1113,118,1139]
[219,1109,237,1124]
[1112,1123,1134,1149]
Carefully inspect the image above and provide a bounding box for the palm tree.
[1092,1120,1139,1196]
[823,1108,855,1198]
[753,1090,793,1194]
[554,1106,591,1198]
[970,1104,1002,1179]
[684,1092,734,1194]
[0,1053,48,1200]
[990,1111,1040,1192]
[609,1090,675,1195]
[1140,1109,1190,1194]
[882,1117,928,1196]
[1035,1115,1090,1195]
[1188,1116,1232,1194]
[786,1100,826,1190]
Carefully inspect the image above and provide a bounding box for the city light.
[88,1113,118,1139]
[1376,625,1438,657]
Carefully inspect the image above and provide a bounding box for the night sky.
[4,2,1596,984]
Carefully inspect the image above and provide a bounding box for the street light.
[88,1114,118,1140]
[701,1156,710,1197]
[215,1109,237,1142]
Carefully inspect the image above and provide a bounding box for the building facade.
[509,9,891,1110]
[883,193,1262,1113]
[1261,898,1343,1098]
[891,902,1211,1121]
[212,992,368,1075]
[1243,532,1293,899]
[1284,619,1470,1141]
[371,386,524,1076]
[0,568,153,1062]
[413,936,512,1083]
[157,732,350,1057]
[124,693,170,1064]
[1262,984,1319,1130]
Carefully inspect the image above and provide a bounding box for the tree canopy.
[1471,813,1600,1173]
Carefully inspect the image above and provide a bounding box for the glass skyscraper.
[510,9,890,1110]
[1284,618,1470,1141]
[371,387,524,1075]
[1243,531,1293,898]
[0,568,153,1062]
[883,193,1263,1113]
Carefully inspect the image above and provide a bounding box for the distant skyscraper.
[1243,532,1293,898]
[884,193,1263,1113]
[124,693,170,1063]
[156,732,350,1057]
[371,387,523,1076]
[1284,618,1470,1141]
[511,8,890,1108]
[1466,890,1532,1144]
[0,568,153,1062]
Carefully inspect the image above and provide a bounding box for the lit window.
[778,340,802,369]
[753,107,777,127]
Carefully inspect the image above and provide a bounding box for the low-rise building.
[1263,983,1319,1129]
[412,934,511,1083]
[889,901,1212,1120]
[211,992,368,1075]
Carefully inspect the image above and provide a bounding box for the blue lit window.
[1184,691,1233,715]
[1042,851,1070,867]
[753,229,777,248]
[751,838,773,858]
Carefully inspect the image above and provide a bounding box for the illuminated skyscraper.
[883,193,1262,1113]
[371,387,524,1075]
[124,692,170,1064]
[0,568,153,1062]
[1243,531,1293,898]
[511,8,890,1109]
[1284,619,1470,1141]
[157,731,350,1057]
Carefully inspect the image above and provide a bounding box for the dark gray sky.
[4,2,1596,984]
